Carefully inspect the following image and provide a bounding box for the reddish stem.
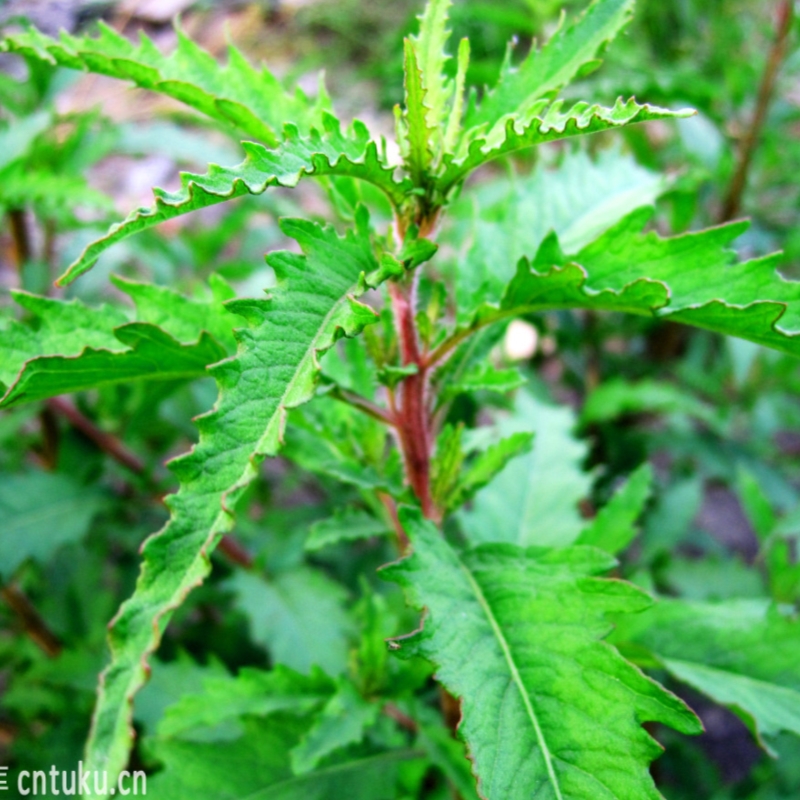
[389,280,437,520]
[720,0,794,222]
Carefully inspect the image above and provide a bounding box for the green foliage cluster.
[1,1,800,798]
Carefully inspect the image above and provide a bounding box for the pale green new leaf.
[383,509,701,800]
[57,116,409,285]
[465,0,635,133]
[402,39,434,184]
[83,218,383,785]
[0,473,102,579]
[459,392,591,547]
[615,598,800,749]
[441,98,690,195]
[577,463,653,555]
[0,23,322,145]
[412,0,453,133]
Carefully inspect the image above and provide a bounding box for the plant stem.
[329,386,396,426]
[720,0,794,222]
[47,397,253,568]
[7,208,32,269]
[389,279,437,520]
[1,584,62,657]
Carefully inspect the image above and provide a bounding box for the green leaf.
[465,0,635,133]
[230,568,354,676]
[577,464,653,555]
[0,472,102,579]
[290,680,379,774]
[401,39,434,184]
[441,98,690,195]
[146,715,419,800]
[443,37,470,154]
[446,147,667,323]
[463,208,799,361]
[306,509,389,552]
[459,392,591,547]
[57,116,409,286]
[412,0,453,134]
[441,364,525,400]
[0,292,127,388]
[0,324,225,409]
[581,378,719,428]
[383,509,701,800]
[112,275,239,352]
[0,23,323,145]
[448,431,534,512]
[82,218,382,784]
[616,599,800,749]
[158,666,335,741]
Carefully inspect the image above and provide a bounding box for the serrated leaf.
[112,275,238,352]
[460,392,591,547]
[306,509,389,552]
[382,508,701,800]
[412,0,453,135]
[448,431,534,512]
[0,324,225,409]
[146,715,419,800]
[402,39,435,185]
[440,98,690,195]
[577,463,653,555]
[82,219,382,785]
[441,364,525,400]
[446,147,667,323]
[158,666,335,741]
[459,208,800,363]
[0,23,322,145]
[0,472,102,579]
[430,424,465,509]
[0,292,127,387]
[616,599,800,749]
[230,568,354,677]
[290,680,379,775]
[466,0,635,133]
[57,116,409,285]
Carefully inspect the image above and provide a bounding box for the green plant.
[3,0,800,797]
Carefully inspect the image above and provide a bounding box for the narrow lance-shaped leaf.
[465,0,635,133]
[402,39,435,185]
[57,116,410,286]
[82,215,400,787]
[383,508,701,800]
[0,23,323,145]
[439,98,692,196]
[412,0,453,134]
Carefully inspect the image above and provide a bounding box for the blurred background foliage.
[1,1,800,798]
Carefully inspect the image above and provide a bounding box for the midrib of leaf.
[457,560,563,800]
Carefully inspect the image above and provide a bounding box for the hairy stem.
[720,0,794,222]
[389,279,438,520]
